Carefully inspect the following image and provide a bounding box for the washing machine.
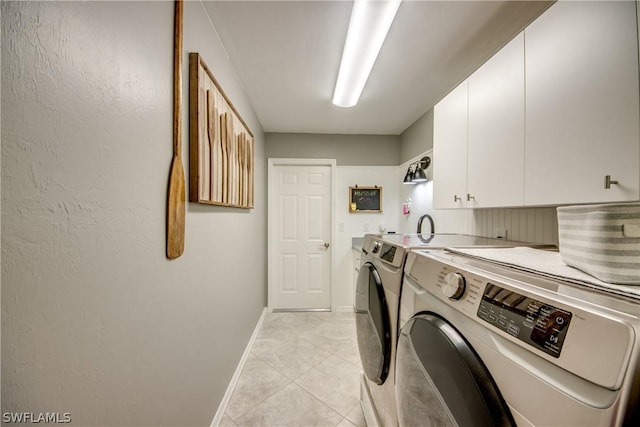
[356,235,406,427]
[397,248,640,427]
[355,233,547,427]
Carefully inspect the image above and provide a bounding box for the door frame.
[267,158,337,312]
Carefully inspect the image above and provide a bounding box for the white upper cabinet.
[433,1,639,209]
[434,33,525,209]
[524,1,640,205]
[467,32,525,208]
[433,80,468,209]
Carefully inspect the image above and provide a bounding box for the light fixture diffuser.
[332,0,402,108]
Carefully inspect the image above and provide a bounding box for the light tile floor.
[221,312,365,427]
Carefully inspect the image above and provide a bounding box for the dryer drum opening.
[396,313,515,427]
[355,262,391,385]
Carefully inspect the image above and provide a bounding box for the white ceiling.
[203,0,552,135]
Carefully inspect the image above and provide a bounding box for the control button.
[507,324,520,336]
[442,272,466,300]
[488,313,497,322]
[497,319,507,328]
[494,289,511,302]
[555,316,565,325]
[523,321,534,330]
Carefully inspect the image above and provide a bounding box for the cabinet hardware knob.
[467,193,475,201]
[454,195,461,202]
[604,175,619,189]
[323,242,330,248]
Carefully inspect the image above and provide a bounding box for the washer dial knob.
[442,272,466,300]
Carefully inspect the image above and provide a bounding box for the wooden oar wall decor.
[167,0,185,259]
[189,52,254,209]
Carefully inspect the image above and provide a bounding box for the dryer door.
[355,261,391,385]
[396,313,515,427]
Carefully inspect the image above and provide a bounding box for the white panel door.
[433,80,469,209]
[524,0,640,205]
[467,32,524,208]
[272,164,331,310]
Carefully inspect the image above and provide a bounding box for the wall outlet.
[363,222,370,232]
[338,221,345,232]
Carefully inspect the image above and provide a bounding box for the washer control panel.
[405,249,635,390]
[477,283,572,358]
[434,266,572,357]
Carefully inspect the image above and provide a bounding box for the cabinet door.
[433,80,468,209]
[467,33,525,208]
[524,1,640,205]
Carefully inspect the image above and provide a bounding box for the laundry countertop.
[448,246,640,301]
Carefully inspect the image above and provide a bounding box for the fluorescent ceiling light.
[332,0,402,108]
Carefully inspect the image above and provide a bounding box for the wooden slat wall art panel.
[189,52,254,208]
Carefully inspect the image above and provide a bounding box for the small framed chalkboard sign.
[349,186,382,213]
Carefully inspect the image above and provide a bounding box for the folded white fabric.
[448,246,640,300]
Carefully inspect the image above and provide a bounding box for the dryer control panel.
[362,236,406,268]
[404,249,635,390]
[477,283,572,358]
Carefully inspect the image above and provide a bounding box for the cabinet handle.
[454,195,461,202]
[467,193,475,201]
[604,175,619,189]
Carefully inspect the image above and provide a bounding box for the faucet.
[417,214,435,234]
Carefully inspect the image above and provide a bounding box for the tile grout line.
[221,312,361,427]
[225,316,327,423]
[228,376,294,425]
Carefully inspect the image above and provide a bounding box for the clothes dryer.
[397,248,640,426]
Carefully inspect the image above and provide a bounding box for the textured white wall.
[397,153,558,244]
[398,107,559,245]
[334,166,400,309]
[1,1,266,425]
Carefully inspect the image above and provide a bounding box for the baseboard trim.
[333,305,355,313]
[210,307,267,427]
